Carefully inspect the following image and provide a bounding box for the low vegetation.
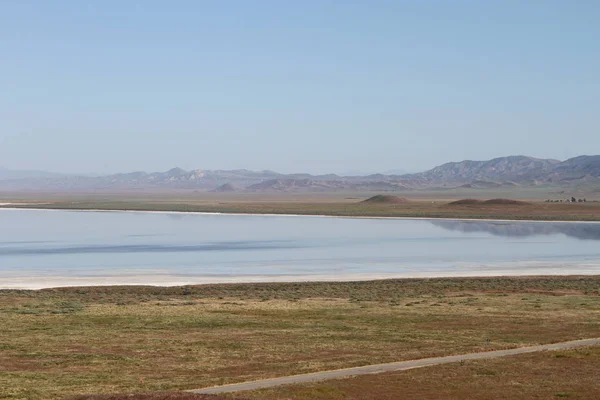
[1,277,599,399]
[238,345,600,400]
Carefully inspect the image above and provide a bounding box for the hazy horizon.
[1,153,596,178]
[2,1,598,175]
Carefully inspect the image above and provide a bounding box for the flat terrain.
[2,191,600,221]
[1,277,599,399]
[193,338,600,394]
[237,344,600,400]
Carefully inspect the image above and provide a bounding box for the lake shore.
[4,266,600,290]
[2,196,600,222]
[4,205,600,224]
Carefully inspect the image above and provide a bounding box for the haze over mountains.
[1,155,599,193]
[0,168,64,181]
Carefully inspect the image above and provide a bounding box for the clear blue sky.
[1,1,598,175]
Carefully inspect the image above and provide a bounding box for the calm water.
[1,209,600,287]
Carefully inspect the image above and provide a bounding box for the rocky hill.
[549,155,600,181]
[405,156,560,185]
[414,155,600,187]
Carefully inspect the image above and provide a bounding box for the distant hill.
[549,155,600,181]
[212,183,237,193]
[0,155,598,193]
[361,195,409,204]
[406,155,600,188]
[447,198,532,206]
[245,179,410,192]
[405,156,560,184]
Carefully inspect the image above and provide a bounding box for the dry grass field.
[1,277,599,399]
[237,345,600,400]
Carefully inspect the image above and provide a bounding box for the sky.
[1,1,599,175]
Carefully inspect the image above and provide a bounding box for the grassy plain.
[2,191,600,221]
[1,277,600,399]
[239,345,600,400]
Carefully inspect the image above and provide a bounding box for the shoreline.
[3,270,600,290]
[2,205,600,224]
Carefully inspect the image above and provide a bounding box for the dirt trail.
[190,338,600,394]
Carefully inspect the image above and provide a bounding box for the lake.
[1,209,600,289]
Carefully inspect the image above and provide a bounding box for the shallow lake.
[1,209,600,288]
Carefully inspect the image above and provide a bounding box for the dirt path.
[189,338,600,394]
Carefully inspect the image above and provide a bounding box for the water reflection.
[431,220,600,240]
[0,240,303,256]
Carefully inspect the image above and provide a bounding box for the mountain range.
[1,155,599,193]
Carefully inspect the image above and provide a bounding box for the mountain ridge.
[1,155,599,192]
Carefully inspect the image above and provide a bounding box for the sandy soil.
[4,264,600,290]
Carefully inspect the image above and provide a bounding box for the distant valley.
[1,155,599,193]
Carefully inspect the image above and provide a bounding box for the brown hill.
[448,198,481,205]
[483,198,532,205]
[447,198,531,206]
[361,195,409,204]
